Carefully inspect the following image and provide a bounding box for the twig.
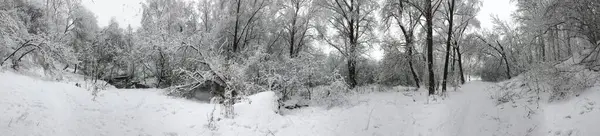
[206,104,219,130]
[266,129,275,136]
[8,118,12,127]
[364,108,375,130]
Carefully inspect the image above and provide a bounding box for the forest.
[1,0,600,135]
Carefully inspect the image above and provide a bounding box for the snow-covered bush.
[0,6,76,78]
[309,72,351,109]
[536,67,597,101]
[242,51,334,108]
[511,62,600,102]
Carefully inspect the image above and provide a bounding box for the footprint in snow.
[551,129,578,136]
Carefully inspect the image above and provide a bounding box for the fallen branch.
[17,49,36,62]
[1,40,33,66]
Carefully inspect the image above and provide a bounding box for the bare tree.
[381,0,423,88]
[318,0,378,88]
[280,0,316,58]
[452,0,480,84]
[440,0,480,90]
[441,0,455,93]
[425,0,435,95]
[229,0,268,55]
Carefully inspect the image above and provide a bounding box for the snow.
[0,71,212,136]
[545,87,600,135]
[2,70,600,136]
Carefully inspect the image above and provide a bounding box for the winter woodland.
[1,0,600,135]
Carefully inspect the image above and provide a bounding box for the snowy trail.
[446,82,499,136]
[272,82,503,136]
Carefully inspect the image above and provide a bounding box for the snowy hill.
[0,71,213,135]
[488,79,600,136]
[486,51,600,136]
[2,70,600,136]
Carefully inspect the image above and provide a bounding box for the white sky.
[82,0,144,28]
[477,0,516,30]
[82,0,516,60]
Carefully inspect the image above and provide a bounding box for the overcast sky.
[477,0,516,29]
[82,0,516,60]
[83,0,515,29]
[82,0,144,28]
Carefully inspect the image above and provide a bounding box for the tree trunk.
[503,55,511,79]
[400,23,420,88]
[451,48,455,73]
[347,0,358,89]
[541,34,546,62]
[568,32,572,57]
[496,41,511,79]
[442,0,455,93]
[289,2,299,58]
[425,0,435,95]
[232,0,242,53]
[347,54,357,88]
[456,45,465,84]
[408,43,420,88]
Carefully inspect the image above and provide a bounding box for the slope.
[0,71,214,135]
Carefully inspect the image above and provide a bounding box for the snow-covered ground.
[0,71,213,136]
[1,70,599,136]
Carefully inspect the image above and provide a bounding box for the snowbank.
[491,55,600,136]
[493,76,600,136]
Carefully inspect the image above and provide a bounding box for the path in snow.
[445,82,499,136]
[442,81,543,136]
[272,82,505,136]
